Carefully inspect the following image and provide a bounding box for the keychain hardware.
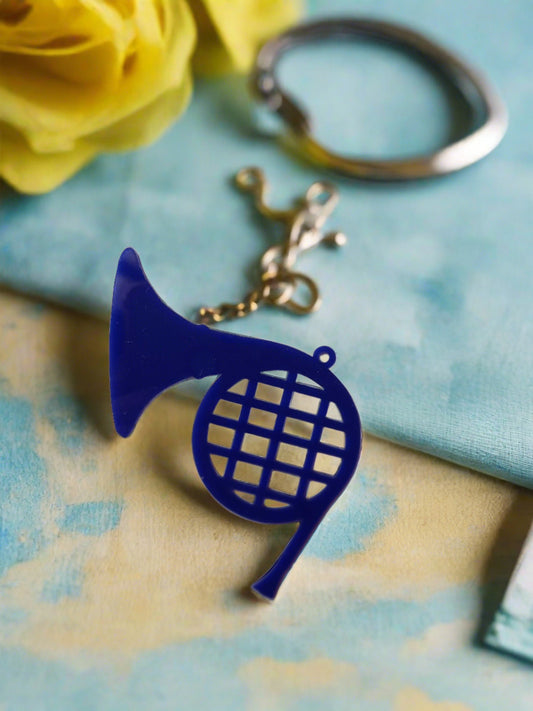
[251,18,508,180]
[196,167,346,325]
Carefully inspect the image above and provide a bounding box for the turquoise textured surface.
[0,0,532,486]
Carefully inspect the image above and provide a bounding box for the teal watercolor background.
[306,473,396,560]
[1,586,533,710]
[0,391,48,577]
[59,502,124,537]
[0,377,124,602]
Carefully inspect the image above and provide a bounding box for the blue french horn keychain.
[110,168,362,601]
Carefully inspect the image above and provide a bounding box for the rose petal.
[91,69,193,150]
[0,121,96,194]
[0,0,124,53]
[0,69,193,193]
[190,0,302,74]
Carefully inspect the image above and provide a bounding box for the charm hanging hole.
[313,346,336,368]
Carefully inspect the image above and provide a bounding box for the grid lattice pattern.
[206,371,346,509]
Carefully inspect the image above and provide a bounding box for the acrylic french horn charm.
[110,248,362,601]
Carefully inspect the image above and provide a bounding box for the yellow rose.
[0,0,196,193]
[0,0,301,194]
[190,0,302,74]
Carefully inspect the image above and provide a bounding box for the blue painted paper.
[0,0,532,486]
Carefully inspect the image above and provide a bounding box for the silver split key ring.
[251,18,508,180]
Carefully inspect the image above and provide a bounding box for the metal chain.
[197,273,295,324]
[196,289,263,325]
